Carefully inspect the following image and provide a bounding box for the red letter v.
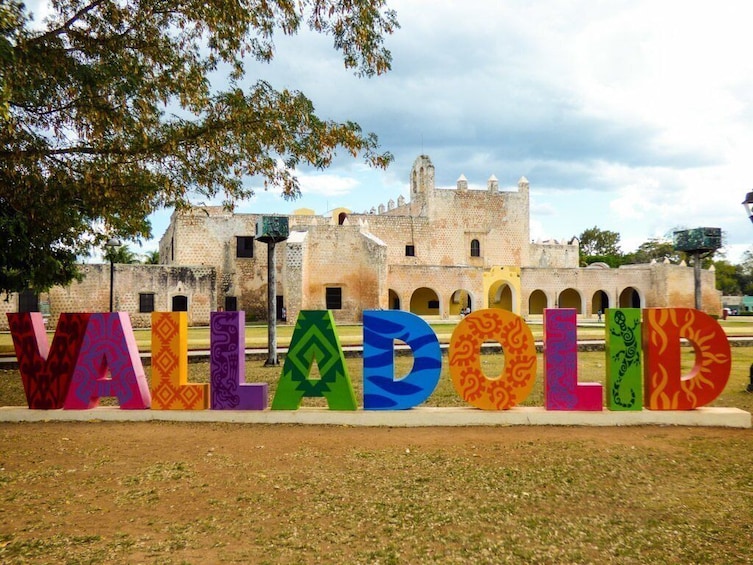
[7,312,91,409]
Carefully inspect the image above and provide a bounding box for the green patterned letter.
[271,311,357,410]
[605,308,643,411]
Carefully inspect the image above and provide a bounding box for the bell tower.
[410,155,434,215]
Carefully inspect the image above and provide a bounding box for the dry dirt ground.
[2,422,753,564]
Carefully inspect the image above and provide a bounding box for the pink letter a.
[64,313,151,409]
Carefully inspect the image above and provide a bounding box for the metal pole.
[694,251,702,310]
[109,259,115,312]
[265,240,278,366]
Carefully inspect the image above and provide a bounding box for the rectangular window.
[325,287,342,310]
[139,293,155,313]
[428,300,439,309]
[236,236,255,258]
[405,244,415,257]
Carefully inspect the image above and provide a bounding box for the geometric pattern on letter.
[150,312,209,410]
[362,310,442,410]
[643,308,731,410]
[210,311,267,410]
[605,308,642,411]
[271,310,356,410]
[7,312,90,409]
[64,312,151,409]
[543,308,602,411]
[448,308,537,410]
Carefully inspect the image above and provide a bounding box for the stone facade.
[0,264,216,330]
[0,154,721,330]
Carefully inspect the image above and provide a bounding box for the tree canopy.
[103,243,140,264]
[712,259,743,296]
[577,226,622,266]
[143,250,160,265]
[1,0,398,294]
[622,238,684,265]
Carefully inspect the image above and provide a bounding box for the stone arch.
[388,289,401,310]
[558,288,582,313]
[619,286,642,308]
[450,289,473,316]
[488,281,515,312]
[592,290,609,315]
[483,266,522,314]
[528,289,548,315]
[330,207,351,225]
[410,287,440,316]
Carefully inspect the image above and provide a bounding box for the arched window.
[172,295,188,312]
[470,239,480,257]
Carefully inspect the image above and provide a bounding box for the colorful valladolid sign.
[6,307,731,412]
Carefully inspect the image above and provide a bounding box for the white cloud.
[296,173,359,198]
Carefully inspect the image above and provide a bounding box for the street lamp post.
[255,217,289,367]
[743,193,753,391]
[672,228,721,310]
[105,238,122,312]
[742,191,753,224]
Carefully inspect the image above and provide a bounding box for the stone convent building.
[0,155,720,330]
[157,154,719,325]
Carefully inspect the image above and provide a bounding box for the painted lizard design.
[610,311,640,408]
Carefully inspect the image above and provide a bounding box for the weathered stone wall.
[359,178,533,269]
[283,231,307,326]
[0,264,216,330]
[529,242,580,269]
[657,263,721,314]
[158,208,388,323]
[297,224,387,323]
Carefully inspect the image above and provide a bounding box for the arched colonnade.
[387,285,644,318]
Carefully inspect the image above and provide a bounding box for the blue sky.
[28,1,753,262]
